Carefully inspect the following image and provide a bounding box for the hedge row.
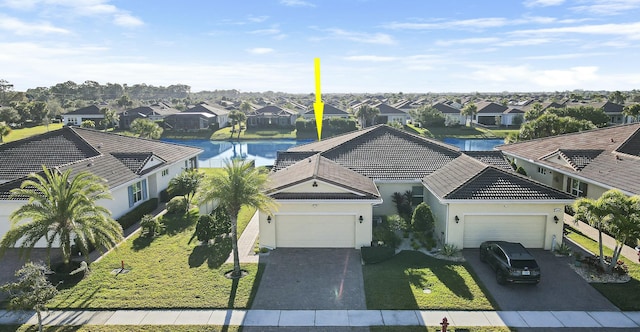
[116,198,159,230]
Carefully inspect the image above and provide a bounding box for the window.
[537,167,547,175]
[162,169,169,176]
[566,178,587,197]
[411,186,424,206]
[128,179,147,207]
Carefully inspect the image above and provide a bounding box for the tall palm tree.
[355,105,379,128]
[130,118,163,139]
[573,191,615,271]
[200,159,276,277]
[0,166,123,266]
[100,107,120,132]
[599,190,640,272]
[228,110,247,139]
[461,103,477,126]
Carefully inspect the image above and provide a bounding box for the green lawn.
[3,123,64,142]
[210,126,296,140]
[363,250,496,310]
[566,227,640,310]
[48,206,261,309]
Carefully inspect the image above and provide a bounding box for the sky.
[1,0,640,94]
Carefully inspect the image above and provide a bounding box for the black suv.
[479,241,540,285]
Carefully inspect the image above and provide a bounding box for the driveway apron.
[464,249,619,311]
[251,248,366,310]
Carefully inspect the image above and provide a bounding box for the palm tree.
[355,105,379,128]
[240,101,252,113]
[0,166,123,266]
[168,169,204,211]
[228,110,247,139]
[599,190,640,272]
[130,118,163,139]
[100,107,120,132]
[623,104,640,123]
[0,121,11,143]
[573,190,619,271]
[461,103,477,126]
[199,159,277,277]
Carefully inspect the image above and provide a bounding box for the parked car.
[479,241,540,285]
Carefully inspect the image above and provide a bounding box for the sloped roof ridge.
[496,122,640,148]
[615,126,640,158]
[287,125,382,152]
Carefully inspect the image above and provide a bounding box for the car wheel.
[496,270,507,285]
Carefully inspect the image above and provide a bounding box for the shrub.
[140,214,162,237]
[392,191,413,223]
[167,196,187,214]
[372,224,401,248]
[516,166,527,176]
[386,214,408,232]
[361,246,395,264]
[117,198,158,230]
[191,214,215,244]
[555,242,572,256]
[412,202,435,236]
[441,243,460,257]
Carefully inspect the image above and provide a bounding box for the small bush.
[412,202,435,236]
[386,214,408,232]
[372,223,401,248]
[441,243,460,257]
[555,242,572,256]
[361,246,395,264]
[167,196,187,214]
[117,198,159,230]
[140,214,162,237]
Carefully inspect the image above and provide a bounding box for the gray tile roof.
[65,105,102,115]
[187,103,229,116]
[556,149,604,171]
[463,151,513,170]
[376,103,408,115]
[267,153,380,200]
[497,123,640,195]
[273,151,318,171]
[303,104,348,115]
[476,101,508,114]
[0,127,202,199]
[432,102,460,114]
[423,155,574,200]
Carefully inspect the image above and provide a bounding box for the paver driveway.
[251,248,366,310]
[464,248,619,311]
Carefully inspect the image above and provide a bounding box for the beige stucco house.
[261,125,574,250]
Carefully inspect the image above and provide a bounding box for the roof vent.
[96,143,102,149]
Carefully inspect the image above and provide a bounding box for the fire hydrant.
[440,317,449,332]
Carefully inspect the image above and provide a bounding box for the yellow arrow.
[313,58,324,141]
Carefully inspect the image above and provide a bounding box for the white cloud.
[280,0,315,7]
[435,37,500,46]
[113,13,143,27]
[247,15,269,23]
[523,0,565,7]
[511,22,640,39]
[385,18,509,30]
[0,14,70,35]
[522,52,609,60]
[469,64,600,88]
[318,28,395,45]
[344,55,397,62]
[571,0,640,15]
[248,47,274,54]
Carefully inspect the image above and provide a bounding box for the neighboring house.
[0,127,202,245]
[500,107,525,126]
[185,102,230,128]
[473,101,524,126]
[497,123,640,200]
[260,125,573,250]
[302,104,349,120]
[566,101,626,125]
[62,105,105,127]
[164,112,217,131]
[374,103,412,125]
[432,102,465,126]
[246,105,298,129]
[119,103,181,129]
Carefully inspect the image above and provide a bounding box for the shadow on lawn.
[404,251,473,300]
[188,237,232,269]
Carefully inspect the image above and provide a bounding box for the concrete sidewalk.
[2,309,640,328]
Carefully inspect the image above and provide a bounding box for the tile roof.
[463,151,513,170]
[432,102,460,114]
[267,153,380,199]
[0,127,202,197]
[497,123,640,195]
[303,104,348,115]
[65,105,102,115]
[272,151,319,171]
[423,155,574,200]
[251,105,297,116]
[188,103,229,116]
[552,149,604,171]
[476,101,508,114]
[376,103,408,115]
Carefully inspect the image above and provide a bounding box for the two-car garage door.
[463,215,546,248]
[275,214,356,248]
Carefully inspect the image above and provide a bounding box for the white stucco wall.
[259,201,375,249]
[373,181,420,216]
[445,202,566,250]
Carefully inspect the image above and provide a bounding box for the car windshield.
[511,259,538,269]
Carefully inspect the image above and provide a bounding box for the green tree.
[412,202,435,236]
[100,107,119,132]
[0,262,58,332]
[0,166,123,266]
[410,106,445,127]
[623,104,640,123]
[525,102,544,121]
[574,191,615,271]
[228,110,247,139]
[609,90,626,105]
[355,105,379,128]
[461,102,477,126]
[240,101,252,113]
[392,191,413,223]
[546,106,609,128]
[0,121,11,143]
[117,95,133,108]
[518,113,595,141]
[199,159,277,277]
[599,190,640,272]
[80,120,95,128]
[130,118,163,139]
[168,169,204,211]
[0,106,20,124]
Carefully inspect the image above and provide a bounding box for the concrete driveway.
[464,248,619,311]
[251,248,366,310]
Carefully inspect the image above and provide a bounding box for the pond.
[162,137,505,167]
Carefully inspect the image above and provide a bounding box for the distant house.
[302,104,349,120]
[246,105,298,129]
[500,107,526,126]
[472,101,524,126]
[164,112,217,131]
[185,102,230,128]
[432,102,465,126]
[119,103,181,129]
[374,103,411,125]
[566,101,626,125]
[62,105,105,127]
[0,127,202,246]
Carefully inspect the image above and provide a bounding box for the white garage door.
[463,215,546,248]
[275,214,355,248]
